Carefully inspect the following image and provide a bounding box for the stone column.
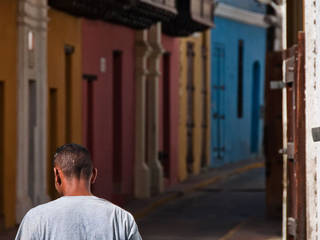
[147,23,164,195]
[134,30,151,198]
[16,0,49,222]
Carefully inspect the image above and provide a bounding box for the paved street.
[0,165,282,240]
[137,167,281,240]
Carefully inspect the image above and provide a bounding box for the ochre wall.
[47,9,82,198]
[0,0,17,228]
[178,31,211,181]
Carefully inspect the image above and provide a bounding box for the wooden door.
[186,43,195,174]
[211,44,225,166]
[48,88,59,199]
[294,32,306,240]
[83,73,97,192]
[0,82,4,220]
[284,32,306,240]
[201,46,208,168]
[28,80,36,204]
[113,51,123,194]
[250,61,261,153]
[264,51,283,218]
[64,45,74,143]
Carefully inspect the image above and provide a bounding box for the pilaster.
[134,30,151,198]
[16,0,49,222]
[147,23,164,195]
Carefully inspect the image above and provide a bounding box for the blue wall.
[217,0,266,13]
[210,16,267,167]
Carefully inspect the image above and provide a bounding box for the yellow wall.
[47,9,82,198]
[178,31,211,181]
[0,0,18,228]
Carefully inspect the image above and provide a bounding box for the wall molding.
[215,3,269,28]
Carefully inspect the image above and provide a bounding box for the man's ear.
[91,168,97,184]
[54,167,62,185]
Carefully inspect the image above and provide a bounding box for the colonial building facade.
[178,31,211,181]
[211,0,268,167]
[82,19,136,202]
[0,0,214,229]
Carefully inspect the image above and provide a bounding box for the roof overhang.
[163,0,215,37]
[48,0,177,29]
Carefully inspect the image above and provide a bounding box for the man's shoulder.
[89,197,135,223]
[24,198,60,220]
[24,196,134,222]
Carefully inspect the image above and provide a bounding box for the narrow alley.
[1,0,318,239]
[138,164,281,240]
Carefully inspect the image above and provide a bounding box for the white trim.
[215,3,269,28]
[16,0,49,223]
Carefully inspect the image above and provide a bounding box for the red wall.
[82,20,135,203]
[159,34,179,186]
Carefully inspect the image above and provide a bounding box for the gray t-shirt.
[15,196,142,240]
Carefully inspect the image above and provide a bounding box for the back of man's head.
[53,143,93,180]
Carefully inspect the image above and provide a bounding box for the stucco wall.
[0,0,17,228]
[82,20,135,202]
[159,35,180,186]
[178,31,211,181]
[47,9,83,197]
[210,16,267,167]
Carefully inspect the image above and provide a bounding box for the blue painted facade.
[210,3,267,167]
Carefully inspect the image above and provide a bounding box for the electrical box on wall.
[100,57,106,73]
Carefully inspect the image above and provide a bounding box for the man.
[15,143,142,240]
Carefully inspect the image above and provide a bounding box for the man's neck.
[62,178,93,196]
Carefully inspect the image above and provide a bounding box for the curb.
[133,161,265,220]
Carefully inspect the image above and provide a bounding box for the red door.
[112,50,123,196]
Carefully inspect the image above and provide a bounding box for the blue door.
[211,44,225,166]
[250,61,261,153]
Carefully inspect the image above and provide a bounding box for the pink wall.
[82,20,135,204]
[159,34,179,186]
